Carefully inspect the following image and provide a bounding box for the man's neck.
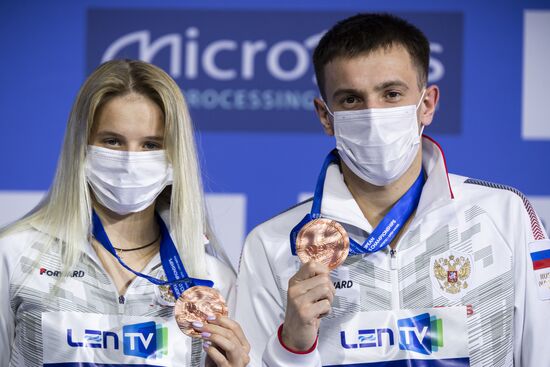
[341,149,423,230]
[93,202,160,250]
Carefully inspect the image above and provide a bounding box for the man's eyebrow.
[330,81,410,100]
[332,88,363,100]
[373,80,409,92]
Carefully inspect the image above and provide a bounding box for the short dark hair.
[313,13,430,99]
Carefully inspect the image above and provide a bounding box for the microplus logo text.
[87,9,463,133]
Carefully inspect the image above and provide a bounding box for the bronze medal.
[174,286,228,337]
[295,218,349,270]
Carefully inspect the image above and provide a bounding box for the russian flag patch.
[529,240,550,301]
[531,248,550,270]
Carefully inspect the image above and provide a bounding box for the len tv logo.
[123,321,168,359]
[340,328,395,349]
[67,321,168,359]
[397,313,443,355]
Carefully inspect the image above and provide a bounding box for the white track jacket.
[235,137,550,367]
[0,208,235,367]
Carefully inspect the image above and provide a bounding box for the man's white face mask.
[85,146,173,215]
[325,90,426,186]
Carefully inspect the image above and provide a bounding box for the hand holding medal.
[280,218,349,352]
[174,286,228,337]
[174,286,250,366]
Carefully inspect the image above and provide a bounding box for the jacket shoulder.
[451,174,528,203]
[451,174,545,240]
[0,228,41,287]
[247,198,312,242]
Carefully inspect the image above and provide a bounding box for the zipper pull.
[390,249,398,270]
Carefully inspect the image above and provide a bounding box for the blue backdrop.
[1,0,549,264]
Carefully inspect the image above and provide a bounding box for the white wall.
[522,10,550,140]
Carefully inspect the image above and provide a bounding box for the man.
[235,13,550,366]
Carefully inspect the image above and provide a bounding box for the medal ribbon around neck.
[92,210,213,299]
[290,149,425,256]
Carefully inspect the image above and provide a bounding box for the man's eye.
[342,96,360,105]
[385,91,402,100]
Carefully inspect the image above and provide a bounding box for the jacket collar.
[320,136,454,234]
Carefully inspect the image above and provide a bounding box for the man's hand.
[281,262,336,351]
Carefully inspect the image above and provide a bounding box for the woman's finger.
[204,332,249,365]
[198,321,234,343]
[203,342,229,367]
[206,316,250,352]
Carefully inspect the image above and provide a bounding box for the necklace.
[112,232,161,259]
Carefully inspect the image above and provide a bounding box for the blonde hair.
[1,59,218,278]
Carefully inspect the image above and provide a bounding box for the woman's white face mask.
[326,90,426,186]
[85,146,173,215]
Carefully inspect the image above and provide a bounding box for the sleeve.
[234,229,321,367]
[513,198,550,366]
[0,234,18,367]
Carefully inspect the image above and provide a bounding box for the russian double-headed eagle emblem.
[155,275,177,306]
[430,250,473,300]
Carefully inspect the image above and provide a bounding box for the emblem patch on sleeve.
[529,239,550,301]
[430,250,474,301]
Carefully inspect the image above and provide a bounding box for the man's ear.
[419,85,440,128]
[314,97,334,136]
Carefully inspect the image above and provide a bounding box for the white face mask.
[85,146,173,215]
[326,90,426,186]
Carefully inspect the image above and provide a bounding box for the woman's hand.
[192,316,250,367]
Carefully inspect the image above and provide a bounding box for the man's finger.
[291,261,331,282]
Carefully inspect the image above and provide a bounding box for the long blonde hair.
[0,59,215,278]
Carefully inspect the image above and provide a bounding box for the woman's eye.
[143,142,162,150]
[103,138,120,146]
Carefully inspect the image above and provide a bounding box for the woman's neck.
[93,202,160,250]
[341,149,423,230]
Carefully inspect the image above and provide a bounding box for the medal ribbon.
[92,211,213,299]
[290,149,425,256]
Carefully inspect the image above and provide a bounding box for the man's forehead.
[321,45,419,94]
[324,47,417,77]
[327,42,414,63]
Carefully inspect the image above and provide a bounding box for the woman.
[0,60,250,367]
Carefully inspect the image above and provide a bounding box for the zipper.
[82,246,127,313]
[85,241,161,313]
[390,249,398,270]
[389,248,400,310]
[115,255,161,312]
